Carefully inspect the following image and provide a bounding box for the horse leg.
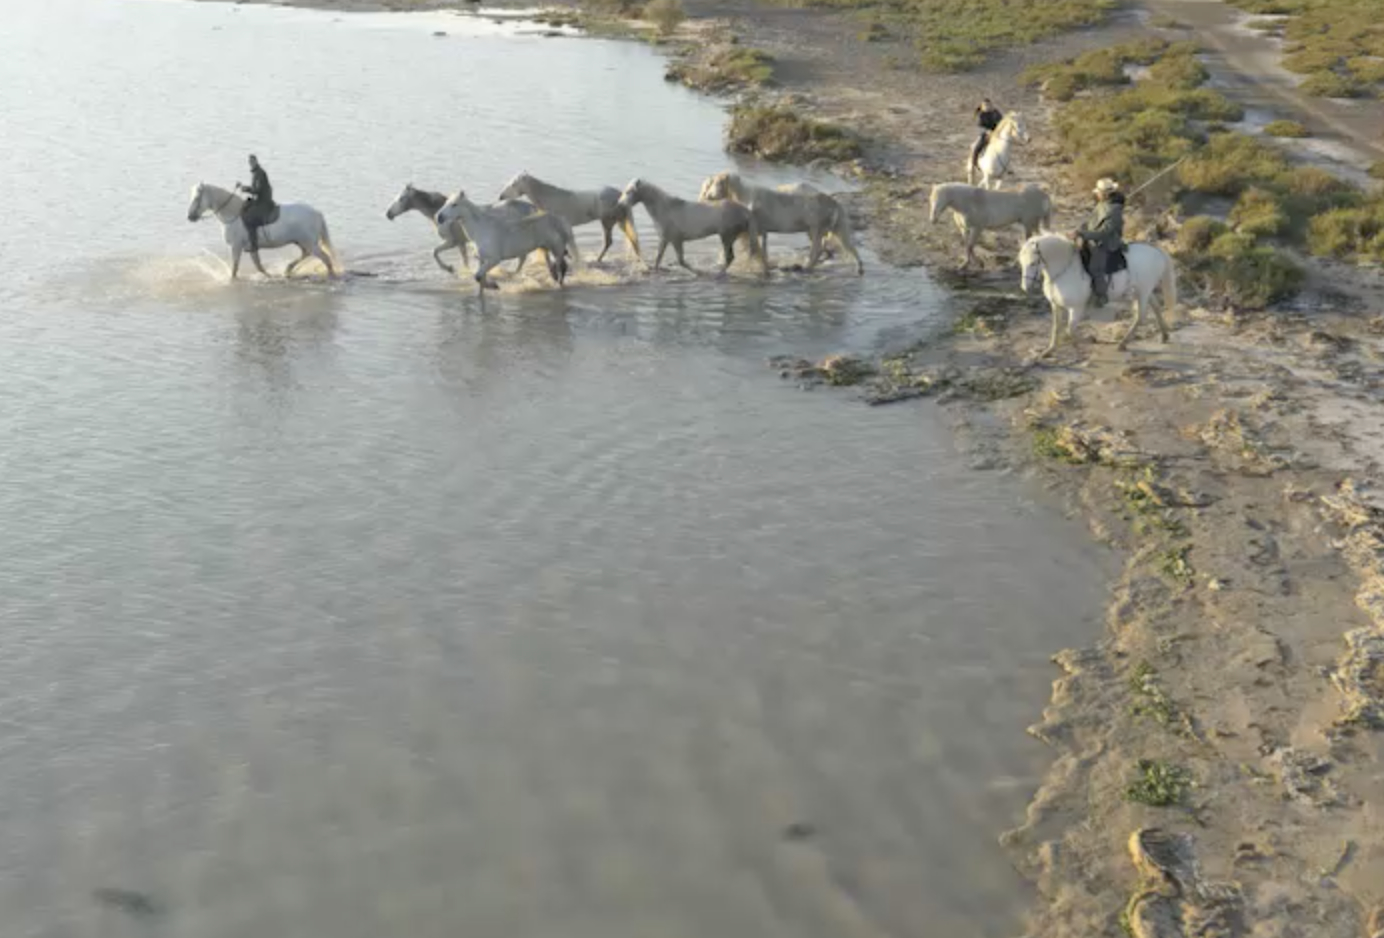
[720,233,735,274]
[1038,301,1062,359]
[514,251,528,275]
[653,238,669,272]
[230,245,243,280]
[962,227,977,269]
[250,248,270,278]
[1152,293,1171,344]
[473,259,498,295]
[433,243,457,275]
[285,245,310,278]
[597,220,614,264]
[674,240,695,274]
[805,228,827,270]
[1118,296,1145,351]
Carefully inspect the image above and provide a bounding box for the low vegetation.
[772,0,1114,72]
[667,45,775,91]
[1223,0,1384,98]
[1028,33,1382,305]
[1125,759,1192,807]
[1262,119,1309,137]
[641,0,686,35]
[726,105,862,163]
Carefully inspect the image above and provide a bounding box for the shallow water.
[0,2,1108,935]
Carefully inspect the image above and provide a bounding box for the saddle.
[1079,242,1127,276]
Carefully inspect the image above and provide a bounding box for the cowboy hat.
[1093,178,1120,195]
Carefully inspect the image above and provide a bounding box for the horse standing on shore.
[928,182,1051,268]
[1019,232,1176,358]
[617,178,761,274]
[385,183,539,274]
[697,172,863,275]
[967,113,1029,190]
[435,190,578,294]
[496,172,641,264]
[186,182,338,280]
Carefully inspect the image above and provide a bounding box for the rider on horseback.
[970,98,1003,176]
[236,155,276,257]
[1072,177,1125,308]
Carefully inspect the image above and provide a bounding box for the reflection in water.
[0,1,1109,937]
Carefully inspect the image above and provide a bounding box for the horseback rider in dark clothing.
[235,154,276,256]
[1071,177,1126,308]
[971,98,1003,175]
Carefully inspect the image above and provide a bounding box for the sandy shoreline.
[196,0,1384,934]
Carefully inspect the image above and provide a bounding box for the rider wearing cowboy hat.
[235,155,276,258]
[1071,177,1125,308]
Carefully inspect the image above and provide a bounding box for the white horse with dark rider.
[967,113,1029,190]
[1019,232,1177,358]
[187,183,338,279]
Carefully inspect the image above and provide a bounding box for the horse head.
[1019,233,1069,293]
[385,183,414,221]
[617,178,644,209]
[497,172,529,202]
[927,184,945,224]
[698,173,730,202]
[435,190,468,228]
[187,183,205,223]
[1004,113,1030,144]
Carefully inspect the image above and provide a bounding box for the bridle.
[1026,237,1076,287]
[196,187,238,221]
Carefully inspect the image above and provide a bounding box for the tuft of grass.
[641,0,685,34]
[1263,118,1310,137]
[1032,426,1078,463]
[1125,760,1192,807]
[1347,56,1384,84]
[1115,467,1187,536]
[1157,544,1195,585]
[1148,13,1185,29]
[1370,161,1384,180]
[1129,661,1179,727]
[726,105,862,163]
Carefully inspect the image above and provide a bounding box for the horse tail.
[561,217,581,267]
[318,216,340,268]
[1161,251,1177,314]
[616,201,642,258]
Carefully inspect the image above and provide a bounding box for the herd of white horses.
[186,111,1177,357]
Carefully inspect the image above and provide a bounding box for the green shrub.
[1225,0,1305,12]
[642,0,685,34]
[1307,200,1384,260]
[1346,56,1384,83]
[1282,49,1344,74]
[1370,161,1384,180]
[1204,234,1305,306]
[1263,119,1309,137]
[1299,71,1366,97]
[1148,52,1209,89]
[726,105,862,163]
[1178,133,1291,195]
[1231,187,1290,237]
[1177,216,1229,253]
[1244,17,1286,31]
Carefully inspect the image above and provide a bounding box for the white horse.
[496,171,640,264]
[617,178,762,274]
[968,113,1029,190]
[385,183,538,274]
[186,183,337,279]
[435,191,578,294]
[1019,232,1176,358]
[929,182,1051,268]
[697,172,863,275]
